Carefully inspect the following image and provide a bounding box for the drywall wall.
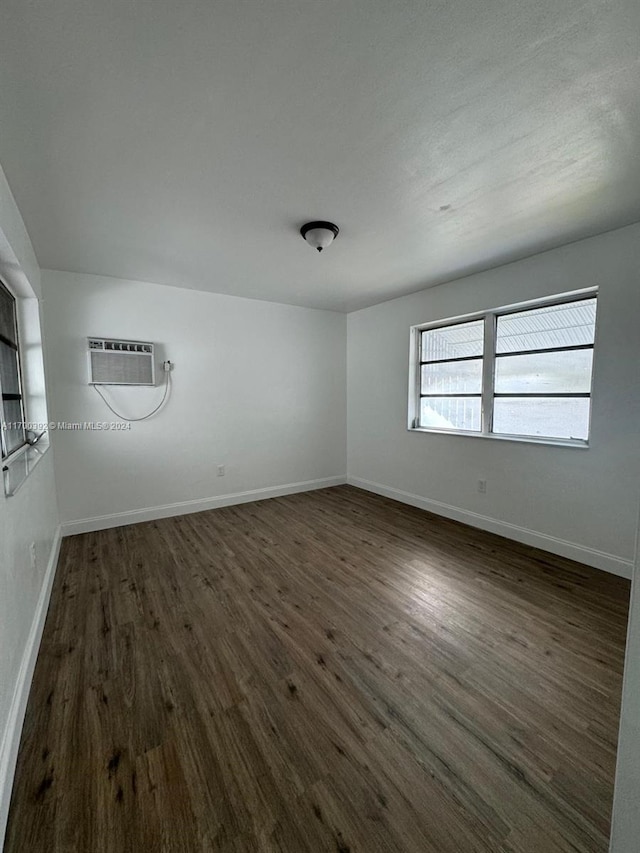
[347,222,640,576]
[610,516,640,852]
[42,270,346,530]
[0,164,59,845]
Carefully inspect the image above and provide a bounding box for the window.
[0,280,27,459]
[410,291,597,445]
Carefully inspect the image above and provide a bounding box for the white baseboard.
[61,476,347,536]
[348,476,633,580]
[0,525,62,849]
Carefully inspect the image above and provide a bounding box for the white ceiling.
[1,0,639,312]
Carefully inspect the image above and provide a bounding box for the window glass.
[420,397,482,432]
[421,320,484,362]
[496,298,596,353]
[0,281,26,459]
[494,350,593,394]
[493,397,590,440]
[421,360,483,395]
[412,293,597,444]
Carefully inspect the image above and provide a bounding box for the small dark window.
[0,280,27,458]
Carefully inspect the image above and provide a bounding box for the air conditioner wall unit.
[87,338,156,386]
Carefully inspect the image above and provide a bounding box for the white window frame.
[0,278,28,461]
[0,278,50,496]
[408,288,598,448]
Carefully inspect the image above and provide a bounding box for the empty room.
[1,1,639,851]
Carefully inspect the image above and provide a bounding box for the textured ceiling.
[1,0,639,311]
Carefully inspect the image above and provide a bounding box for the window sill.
[407,426,589,449]
[2,433,51,496]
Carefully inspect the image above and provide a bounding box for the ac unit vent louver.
[87,338,155,386]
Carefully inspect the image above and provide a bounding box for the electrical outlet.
[29,542,37,571]
[477,479,487,494]
[217,464,225,477]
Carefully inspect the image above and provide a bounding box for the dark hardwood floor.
[5,485,630,852]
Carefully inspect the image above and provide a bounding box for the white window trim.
[0,280,51,495]
[408,287,598,448]
[0,278,28,460]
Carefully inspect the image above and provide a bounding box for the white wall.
[0,165,59,844]
[347,223,640,577]
[42,271,346,530]
[611,524,640,852]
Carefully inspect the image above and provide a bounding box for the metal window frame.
[414,325,483,433]
[408,288,598,446]
[0,279,27,460]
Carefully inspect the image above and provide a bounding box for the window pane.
[421,320,484,362]
[420,397,481,431]
[493,397,590,440]
[0,341,21,396]
[0,284,17,345]
[2,398,26,455]
[421,359,482,395]
[495,349,593,394]
[496,298,596,353]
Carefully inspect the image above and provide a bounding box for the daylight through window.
[0,280,27,458]
[412,293,597,444]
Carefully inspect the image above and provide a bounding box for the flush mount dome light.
[300,221,339,252]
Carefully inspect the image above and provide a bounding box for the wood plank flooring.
[5,485,630,852]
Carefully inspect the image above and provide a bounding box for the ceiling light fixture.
[300,221,339,253]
